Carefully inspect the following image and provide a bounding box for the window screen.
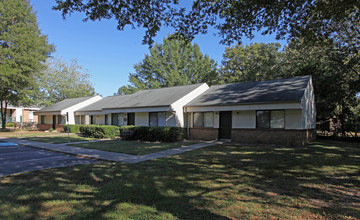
[270,111,285,128]
[149,112,158,126]
[256,111,270,128]
[256,110,285,129]
[193,112,204,127]
[204,112,214,127]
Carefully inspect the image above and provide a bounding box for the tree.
[220,43,283,83]
[280,39,359,137]
[117,37,218,94]
[53,0,358,46]
[34,57,96,106]
[0,0,53,129]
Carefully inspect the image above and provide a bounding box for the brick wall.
[189,127,218,141]
[231,129,316,146]
[37,124,64,132]
[22,109,29,122]
[188,127,316,146]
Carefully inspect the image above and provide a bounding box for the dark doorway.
[52,115,56,130]
[219,111,232,139]
[127,113,135,125]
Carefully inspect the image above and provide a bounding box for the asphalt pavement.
[0,143,96,177]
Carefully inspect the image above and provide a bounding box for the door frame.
[52,115,56,130]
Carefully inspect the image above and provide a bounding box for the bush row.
[63,124,82,133]
[79,125,120,138]
[62,124,183,142]
[120,126,183,142]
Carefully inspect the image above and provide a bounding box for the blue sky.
[31,0,287,97]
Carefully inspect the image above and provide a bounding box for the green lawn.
[24,135,95,144]
[0,140,359,219]
[71,140,198,155]
[0,131,71,138]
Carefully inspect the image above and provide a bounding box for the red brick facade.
[188,127,316,146]
[37,124,64,132]
[189,127,218,141]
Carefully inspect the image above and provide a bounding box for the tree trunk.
[0,100,8,129]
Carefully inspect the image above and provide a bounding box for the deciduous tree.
[220,43,283,83]
[34,57,96,106]
[53,0,358,46]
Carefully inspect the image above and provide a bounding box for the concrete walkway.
[0,137,219,164]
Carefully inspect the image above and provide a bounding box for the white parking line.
[1,155,68,165]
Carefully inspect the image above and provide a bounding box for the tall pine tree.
[117,37,218,94]
[0,0,54,128]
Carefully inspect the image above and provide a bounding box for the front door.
[127,113,135,125]
[52,115,56,130]
[219,111,232,139]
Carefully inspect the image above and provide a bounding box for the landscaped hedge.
[120,126,183,142]
[5,123,14,127]
[63,124,82,133]
[79,125,120,138]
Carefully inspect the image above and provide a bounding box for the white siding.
[214,112,220,128]
[135,112,148,126]
[171,83,209,127]
[232,111,256,128]
[61,95,103,124]
[285,109,302,129]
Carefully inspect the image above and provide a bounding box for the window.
[105,115,108,125]
[256,110,284,129]
[41,115,45,124]
[193,112,214,127]
[58,115,65,124]
[149,112,166,127]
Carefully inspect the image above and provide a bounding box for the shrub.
[120,126,183,142]
[63,124,82,133]
[80,125,120,138]
[6,123,14,127]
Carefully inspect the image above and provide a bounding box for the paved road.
[0,143,96,177]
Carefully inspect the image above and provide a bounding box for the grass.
[0,140,359,219]
[24,135,95,144]
[71,140,198,155]
[0,130,72,138]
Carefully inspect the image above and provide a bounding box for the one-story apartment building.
[35,75,316,145]
[184,75,316,145]
[75,83,209,127]
[1,103,40,125]
[34,96,102,131]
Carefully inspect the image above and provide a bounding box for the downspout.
[184,107,190,139]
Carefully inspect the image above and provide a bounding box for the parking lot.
[0,143,96,177]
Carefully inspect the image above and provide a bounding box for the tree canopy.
[0,0,53,128]
[34,57,96,106]
[117,37,218,95]
[220,43,283,83]
[53,0,359,46]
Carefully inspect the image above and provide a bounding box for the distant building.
[1,103,40,125]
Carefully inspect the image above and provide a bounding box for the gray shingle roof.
[186,75,311,107]
[77,83,205,112]
[36,96,96,112]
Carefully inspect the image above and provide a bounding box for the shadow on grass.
[0,140,359,219]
